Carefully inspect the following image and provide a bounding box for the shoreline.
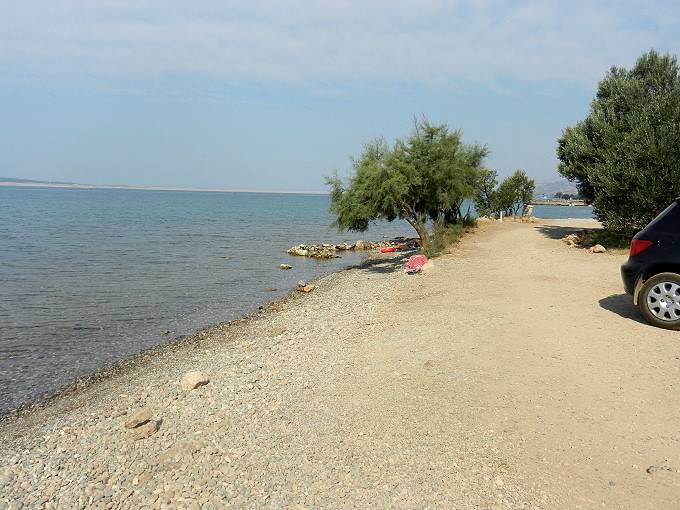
[0,249,401,423]
[0,248,410,425]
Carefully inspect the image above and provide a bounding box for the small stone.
[589,244,606,253]
[298,284,315,293]
[297,280,307,288]
[125,408,153,429]
[127,420,157,441]
[279,264,292,270]
[181,371,210,391]
[646,465,673,474]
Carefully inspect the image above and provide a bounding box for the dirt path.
[351,218,680,508]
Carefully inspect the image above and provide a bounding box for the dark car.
[621,197,680,329]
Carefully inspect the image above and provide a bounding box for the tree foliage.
[326,118,489,246]
[557,49,680,233]
[474,169,535,218]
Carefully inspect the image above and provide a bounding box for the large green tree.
[326,118,489,245]
[557,49,680,233]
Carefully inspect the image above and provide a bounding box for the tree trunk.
[405,216,430,246]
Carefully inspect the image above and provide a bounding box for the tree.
[496,170,535,216]
[473,169,500,217]
[326,117,489,246]
[558,49,680,233]
[474,169,535,218]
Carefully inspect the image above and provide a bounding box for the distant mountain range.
[2,176,580,198]
[533,179,578,199]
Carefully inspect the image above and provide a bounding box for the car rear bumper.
[621,258,644,295]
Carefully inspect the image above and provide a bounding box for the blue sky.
[1,1,679,192]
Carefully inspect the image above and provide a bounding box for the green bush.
[422,220,476,258]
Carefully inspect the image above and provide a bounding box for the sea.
[0,187,595,416]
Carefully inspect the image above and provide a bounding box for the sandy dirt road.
[351,218,680,508]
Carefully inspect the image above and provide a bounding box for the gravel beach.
[1,218,679,509]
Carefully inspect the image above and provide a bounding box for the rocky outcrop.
[287,244,340,259]
[286,239,417,259]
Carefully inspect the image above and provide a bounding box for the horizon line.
[0,181,329,195]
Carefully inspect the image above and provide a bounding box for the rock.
[124,408,153,429]
[297,281,315,292]
[646,465,673,474]
[589,244,606,253]
[181,371,210,391]
[419,261,434,274]
[159,441,202,464]
[355,240,365,250]
[127,420,157,441]
[562,234,579,246]
[279,264,292,270]
[286,244,338,258]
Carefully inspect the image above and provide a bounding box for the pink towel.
[405,254,428,273]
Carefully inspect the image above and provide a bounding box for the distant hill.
[0,177,77,185]
[534,179,578,199]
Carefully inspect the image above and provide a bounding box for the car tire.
[639,272,680,330]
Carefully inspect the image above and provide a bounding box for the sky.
[1,1,679,192]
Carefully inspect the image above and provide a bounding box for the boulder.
[181,371,210,391]
[355,240,365,250]
[125,408,153,429]
[279,264,292,270]
[589,244,606,253]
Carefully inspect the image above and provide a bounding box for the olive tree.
[558,49,680,233]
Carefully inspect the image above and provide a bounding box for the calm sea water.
[0,187,594,415]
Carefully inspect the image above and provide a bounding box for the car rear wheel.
[640,272,680,330]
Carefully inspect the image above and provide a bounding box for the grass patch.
[423,219,477,258]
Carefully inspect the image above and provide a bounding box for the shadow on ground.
[535,224,601,240]
[354,254,412,274]
[599,294,647,325]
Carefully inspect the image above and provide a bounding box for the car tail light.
[629,239,653,256]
